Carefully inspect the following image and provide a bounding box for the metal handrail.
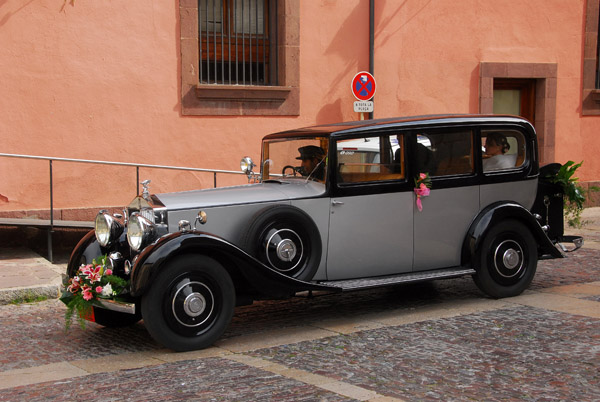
[0,152,247,219]
[0,152,249,262]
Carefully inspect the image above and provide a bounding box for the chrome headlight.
[240,156,255,174]
[127,213,156,251]
[95,211,124,247]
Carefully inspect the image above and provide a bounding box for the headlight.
[95,211,124,247]
[127,213,156,251]
[240,156,255,174]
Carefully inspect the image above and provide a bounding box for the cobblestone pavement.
[0,243,599,401]
[2,357,354,402]
[250,306,600,401]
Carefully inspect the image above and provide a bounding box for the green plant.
[10,293,49,305]
[545,161,598,228]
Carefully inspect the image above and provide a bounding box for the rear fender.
[462,202,564,267]
[130,231,338,298]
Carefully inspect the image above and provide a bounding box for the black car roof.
[263,114,535,140]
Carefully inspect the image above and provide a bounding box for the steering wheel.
[282,165,299,177]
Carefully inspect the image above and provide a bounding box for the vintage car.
[65,115,583,351]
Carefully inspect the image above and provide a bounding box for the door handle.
[331,200,344,206]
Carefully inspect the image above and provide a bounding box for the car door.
[411,129,480,271]
[326,132,414,280]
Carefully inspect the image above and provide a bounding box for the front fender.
[67,230,102,277]
[130,231,339,298]
[67,230,131,277]
[462,201,564,266]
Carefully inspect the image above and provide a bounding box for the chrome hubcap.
[183,292,206,317]
[502,248,520,269]
[265,228,304,272]
[172,281,214,327]
[493,240,524,278]
[276,239,297,262]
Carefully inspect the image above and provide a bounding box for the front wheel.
[472,219,538,298]
[141,255,235,351]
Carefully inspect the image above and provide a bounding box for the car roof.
[263,114,535,140]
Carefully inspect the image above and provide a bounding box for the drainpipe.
[369,0,374,119]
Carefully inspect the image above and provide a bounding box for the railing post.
[48,160,54,263]
[214,172,217,188]
[136,166,140,195]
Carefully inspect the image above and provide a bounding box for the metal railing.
[0,152,247,224]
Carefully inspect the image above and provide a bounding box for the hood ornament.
[141,180,151,200]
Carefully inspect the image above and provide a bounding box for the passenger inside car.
[482,132,517,171]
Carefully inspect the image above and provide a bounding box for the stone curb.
[0,282,63,305]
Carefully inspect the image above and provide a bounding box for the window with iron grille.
[180,0,298,116]
[200,0,277,86]
[583,0,600,114]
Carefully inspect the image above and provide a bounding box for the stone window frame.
[479,62,557,165]
[180,0,299,116]
[583,0,600,115]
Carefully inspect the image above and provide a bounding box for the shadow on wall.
[315,99,343,125]
[374,0,433,48]
[314,2,370,124]
[0,0,37,28]
[314,0,432,124]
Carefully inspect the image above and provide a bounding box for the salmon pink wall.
[1,0,599,213]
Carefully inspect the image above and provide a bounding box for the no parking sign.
[351,71,376,101]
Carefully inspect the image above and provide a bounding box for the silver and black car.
[65,115,583,351]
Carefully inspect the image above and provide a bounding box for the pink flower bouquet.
[60,255,129,330]
[414,172,432,211]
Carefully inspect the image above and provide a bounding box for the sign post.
[351,71,376,120]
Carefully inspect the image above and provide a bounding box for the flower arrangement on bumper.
[60,255,129,330]
[414,172,432,212]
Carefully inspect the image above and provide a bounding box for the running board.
[318,267,476,291]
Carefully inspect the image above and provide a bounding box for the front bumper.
[95,298,136,314]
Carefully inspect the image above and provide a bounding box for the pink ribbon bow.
[414,183,431,212]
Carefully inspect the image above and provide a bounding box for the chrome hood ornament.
[141,180,151,200]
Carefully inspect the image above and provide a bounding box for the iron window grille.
[199,0,278,86]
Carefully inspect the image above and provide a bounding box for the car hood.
[154,179,326,210]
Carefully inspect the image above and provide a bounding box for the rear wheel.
[473,219,538,298]
[141,255,235,351]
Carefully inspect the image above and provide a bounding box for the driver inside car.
[296,145,326,181]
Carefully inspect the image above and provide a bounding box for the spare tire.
[242,205,322,281]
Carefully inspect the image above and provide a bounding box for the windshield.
[262,137,329,183]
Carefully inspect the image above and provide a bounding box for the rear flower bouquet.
[60,255,129,330]
[414,172,432,211]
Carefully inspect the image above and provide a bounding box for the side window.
[416,130,474,177]
[481,130,526,172]
[337,134,404,183]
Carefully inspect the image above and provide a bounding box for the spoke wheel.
[141,255,235,351]
[473,219,538,298]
